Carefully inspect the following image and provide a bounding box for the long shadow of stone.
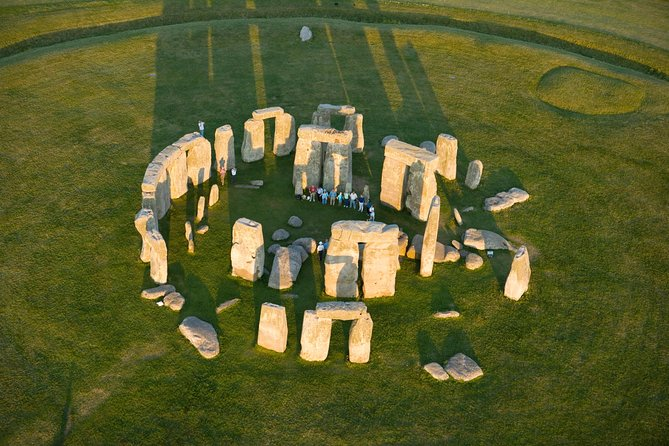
[50,374,72,446]
[441,329,479,364]
[416,329,440,365]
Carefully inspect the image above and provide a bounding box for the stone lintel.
[315,301,367,320]
[317,104,356,115]
[385,139,439,170]
[297,125,352,144]
[252,106,285,120]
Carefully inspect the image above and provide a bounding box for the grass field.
[1,2,668,445]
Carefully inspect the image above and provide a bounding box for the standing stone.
[465,160,483,189]
[324,240,359,298]
[379,157,407,211]
[184,221,195,254]
[231,218,264,281]
[214,124,235,171]
[344,113,364,153]
[209,184,219,207]
[322,142,352,192]
[168,151,188,199]
[420,196,440,277]
[257,303,288,353]
[299,310,332,361]
[348,313,373,363]
[134,208,156,263]
[361,239,399,298]
[293,138,323,189]
[154,168,171,219]
[420,141,436,153]
[186,137,212,186]
[504,246,531,300]
[274,113,296,156]
[241,118,264,163]
[436,133,457,180]
[148,230,167,284]
[453,207,463,226]
[300,25,313,42]
[178,316,219,359]
[268,247,304,290]
[195,196,206,223]
[406,161,437,221]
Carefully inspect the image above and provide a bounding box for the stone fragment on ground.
[465,253,484,270]
[281,293,299,299]
[250,180,264,187]
[423,362,450,381]
[287,216,303,228]
[272,228,290,241]
[445,353,483,382]
[433,310,460,319]
[315,301,367,320]
[465,160,483,189]
[463,228,514,251]
[293,237,317,254]
[451,240,463,250]
[300,25,313,41]
[434,243,460,263]
[257,303,288,353]
[196,225,209,234]
[178,316,219,359]
[268,243,281,255]
[141,284,175,300]
[484,187,529,212]
[216,298,240,313]
[234,184,260,189]
[163,291,185,311]
[504,245,531,300]
[453,207,463,225]
[461,206,475,213]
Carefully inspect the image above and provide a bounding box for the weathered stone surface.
[465,160,483,189]
[257,303,288,353]
[214,124,235,171]
[196,225,209,235]
[344,113,364,153]
[293,138,323,189]
[484,187,530,212]
[322,142,352,192]
[379,157,407,211]
[168,151,188,199]
[465,253,484,270]
[299,310,332,361]
[141,284,175,300]
[300,25,313,41]
[186,136,212,186]
[420,141,436,153]
[274,112,296,156]
[324,240,359,297]
[252,106,284,120]
[420,196,440,277]
[453,207,463,226]
[231,218,264,281]
[178,316,219,359]
[315,301,367,321]
[148,230,167,284]
[288,216,302,228]
[297,125,352,144]
[463,229,514,251]
[504,245,531,300]
[154,169,171,219]
[163,291,185,311]
[436,133,457,180]
[209,184,219,207]
[406,234,423,259]
[349,313,373,363]
[451,240,463,250]
[289,244,309,262]
[434,310,460,319]
[134,208,156,263]
[293,237,317,254]
[406,160,438,222]
[196,196,206,223]
[381,135,398,146]
[216,298,240,313]
[361,239,399,297]
[268,243,281,255]
[424,362,450,381]
[397,232,409,256]
[268,247,304,290]
[445,353,483,382]
[311,110,330,127]
[272,228,290,241]
[241,118,264,163]
[317,104,356,115]
[434,244,460,263]
[185,221,193,243]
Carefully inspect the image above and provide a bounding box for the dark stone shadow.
[416,329,440,365]
[51,373,72,446]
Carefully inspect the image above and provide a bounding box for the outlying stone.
[445,353,483,382]
[465,160,483,189]
[300,26,313,41]
[315,301,367,320]
[141,284,175,300]
[436,133,457,180]
[250,180,264,187]
[348,313,373,363]
[178,316,219,359]
[163,291,185,311]
[463,228,514,251]
[257,303,288,353]
[293,237,317,254]
[272,228,290,241]
[216,298,240,314]
[484,187,529,212]
[465,253,484,270]
[231,218,264,281]
[300,310,332,361]
[423,362,450,381]
[287,216,303,228]
[433,311,460,319]
[504,245,531,300]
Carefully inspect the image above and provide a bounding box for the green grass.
[1,6,668,446]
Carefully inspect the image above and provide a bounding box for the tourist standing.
[358,195,365,212]
[349,191,358,209]
[317,241,324,261]
[329,189,336,205]
[337,191,343,206]
[230,167,237,184]
[198,120,205,137]
[343,191,350,208]
[309,185,317,202]
[368,204,375,221]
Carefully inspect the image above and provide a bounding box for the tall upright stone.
[195,196,206,223]
[436,133,458,180]
[420,195,440,277]
[299,310,332,361]
[348,313,373,363]
[186,136,212,186]
[241,118,264,163]
[214,124,235,171]
[344,113,364,153]
[504,246,531,300]
[231,218,264,281]
[257,303,288,353]
[273,112,296,156]
[406,161,438,221]
[293,139,323,189]
[168,151,188,199]
[185,221,194,254]
[322,142,352,192]
[379,157,407,210]
[209,184,219,207]
[465,160,483,189]
[134,208,156,263]
[154,168,171,219]
[324,240,360,298]
[148,230,167,284]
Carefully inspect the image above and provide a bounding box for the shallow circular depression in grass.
[536,66,645,114]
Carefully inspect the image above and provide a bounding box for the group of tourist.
[296,185,375,221]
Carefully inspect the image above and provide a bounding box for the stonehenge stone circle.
[231,218,265,282]
[436,133,458,180]
[463,228,514,251]
[380,139,439,221]
[299,310,333,361]
[257,303,288,353]
[445,353,483,382]
[465,160,483,189]
[141,284,175,300]
[424,362,450,381]
[178,316,219,359]
[504,245,531,300]
[214,124,235,172]
[484,187,530,212]
[324,221,399,298]
[420,196,440,277]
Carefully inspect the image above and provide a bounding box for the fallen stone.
[433,310,460,319]
[420,141,436,153]
[268,243,281,255]
[315,301,367,320]
[250,180,264,187]
[445,353,483,382]
[293,237,317,254]
[465,253,484,270]
[300,25,313,42]
[453,208,463,226]
[216,298,240,313]
[504,245,531,300]
[272,229,290,241]
[141,284,175,300]
[348,313,373,363]
[434,244,460,263]
[461,206,475,213]
[234,185,261,189]
[423,362,450,381]
[451,240,463,250]
[465,160,483,189]
[484,187,529,212]
[282,293,299,299]
[196,225,209,235]
[381,135,398,146]
[196,196,206,223]
[287,216,303,228]
[463,228,514,251]
[163,291,185,311]
[257,303,288,353]
[209,184,219,207]
[300,310,332,361]
[178,316,219,359]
